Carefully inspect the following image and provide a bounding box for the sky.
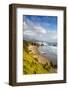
[23,15,57,43]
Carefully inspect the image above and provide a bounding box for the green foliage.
[23,40,56,74]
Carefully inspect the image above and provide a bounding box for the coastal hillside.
[23,40,57,74]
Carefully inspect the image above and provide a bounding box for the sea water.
[38,45,57,65]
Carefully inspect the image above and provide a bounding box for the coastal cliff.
[23,40,57,74]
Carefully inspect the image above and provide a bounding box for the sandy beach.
[28,44,57,73]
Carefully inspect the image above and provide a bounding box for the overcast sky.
[23,15,57,43]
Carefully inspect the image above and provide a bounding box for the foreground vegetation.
[23,40,57,74]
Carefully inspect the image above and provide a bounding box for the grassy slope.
[23,40,55,74]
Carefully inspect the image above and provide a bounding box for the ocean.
[38,45,57,65]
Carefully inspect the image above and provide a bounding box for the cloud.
[23,17,57,43]
[34,25,47,34]
[43,31,57,43]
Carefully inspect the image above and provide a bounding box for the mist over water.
[38,45,57,65]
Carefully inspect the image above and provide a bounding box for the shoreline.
[23,40,57,74]
[28,44,57,73]
[38,45,57,65]
[28,45,50,64]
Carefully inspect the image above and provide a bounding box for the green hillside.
[23,40,56,74]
